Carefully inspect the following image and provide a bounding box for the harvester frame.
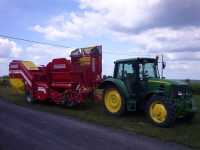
[9,46,102,106]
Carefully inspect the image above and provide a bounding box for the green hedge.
[0,76,9,86]
[190,83,200,95]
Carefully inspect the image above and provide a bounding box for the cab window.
[116,63,123,79]
[139,62,157,79]
[124,63,135,78]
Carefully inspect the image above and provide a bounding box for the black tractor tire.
[145,95,176,128]
[103,86,126,116]
[25,91,36,104]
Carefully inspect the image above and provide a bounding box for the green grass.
[0,86,200,149]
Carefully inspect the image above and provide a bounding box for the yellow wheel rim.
[149,101,167,123]
[104,89,122,113]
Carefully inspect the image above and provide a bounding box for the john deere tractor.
[100,57,197,127]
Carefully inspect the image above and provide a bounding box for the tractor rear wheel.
[146,95,176,127]
[103,86,126,116]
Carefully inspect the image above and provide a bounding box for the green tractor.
[100,57,197,127]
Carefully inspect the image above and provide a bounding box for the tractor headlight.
[172,85,190,98]
[177,91,183,96]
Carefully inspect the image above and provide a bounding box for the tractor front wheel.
[103,86,126,116]
[146,95,176,127]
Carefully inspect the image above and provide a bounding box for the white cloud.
[32,0,200,56]
[165,61,200,79]
[32,0,161,40]
[1,0,198,79]
[33,11,107,40]
[0,38,73,76]
[24,44,73,65]
[79,0,160,29]
[0,38,22,58]
[0,38,23,76]
[165,51,200,61]
[115,26,200,53]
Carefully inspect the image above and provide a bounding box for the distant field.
[0,85,200,149]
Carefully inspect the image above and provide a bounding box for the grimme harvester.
[9,46,102,106]
[9,45,197,127]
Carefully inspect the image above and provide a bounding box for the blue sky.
[0,0,200,79]
[0,0,78,43]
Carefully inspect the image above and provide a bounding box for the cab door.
[138,63,149,98]
[114,62,137,94]
[123,63,137,94]
[114,62,137,111]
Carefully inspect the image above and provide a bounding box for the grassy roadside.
[0,86,200,149]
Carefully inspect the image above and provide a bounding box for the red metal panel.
[9,45,102,105]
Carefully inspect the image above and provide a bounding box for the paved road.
[0,98,189,150]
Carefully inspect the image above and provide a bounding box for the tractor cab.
[113,58,159,96]
[114,58,159,80]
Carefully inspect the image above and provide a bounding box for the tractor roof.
[115,58,156,63]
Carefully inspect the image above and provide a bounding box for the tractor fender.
[99,78,130,101]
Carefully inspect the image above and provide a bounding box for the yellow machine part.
[9,78,25,94]
[104,88,122,113]
[79,57,91,65]
[22,61,38,70]
[149,101,167,123]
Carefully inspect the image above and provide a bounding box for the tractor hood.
[147,78,189,96]
[148,79,188,86]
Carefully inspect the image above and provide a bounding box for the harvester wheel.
[63,94,77,107]
[146,95,176,127]
[103,86,126,116]
[25,91,36,104]
[64,100,77,107]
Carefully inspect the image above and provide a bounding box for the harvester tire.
[103,86,126,116]
[63,94,77,107]
[25,91,36,104]
[146,95,176,128]
[64,100,77,107]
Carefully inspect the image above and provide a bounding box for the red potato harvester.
[9,45,102,106]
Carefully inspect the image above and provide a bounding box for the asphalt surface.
[0,98,190,150]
